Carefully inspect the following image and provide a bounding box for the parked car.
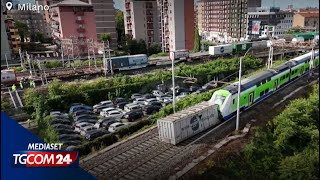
[93,100,113,109]
[152,90,164,97]
[59,134,81,141]
[143,94,156,100]
[108,122,126,133]
[61,140,81,146]
[52,124,73,130]
[113,97,127,105]
[74,114,97,121]
[143,105,162,115]
[124,111,144,122]
[179,91,190,96]
[94,117,115,129]
[75,119,97,124]
[176,94,187,101]
[85,129,107,141]
[133,98,145,106]
[50,119,71,125]
[177,87,189,95]
[101,119,117,129]
[124,103,142,112]
[189,85,200,92]
[156,94,172,102]
[116,102,128,110]
[131,93,143,100]
[202,81,218,90]
[105,110,123,119]
[149,101,163,107]
[80,126,97,136]
[69,105,93,114]
[100,107,118,117]
[73,110,95,117]
[55,128,78,135]
[50,111,69,118]
[93,105,113,114]
[144,98,158,105]
[192,88,207,94]
[75,122,92,133]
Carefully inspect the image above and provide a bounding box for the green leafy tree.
[193,27,200,52]
[100,33,112,43]
[35,32,45,43]
[148,44,162,56]
[286,26,304,34]
[115,9,125,48]
[15,21,29,42]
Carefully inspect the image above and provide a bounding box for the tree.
[115,9,125,48]
[193,27,201,52]
[286,26,304,34]
[137,39,147,54]
[100,33,111,44]
[15,21,29,42]
[148,44,162,55]
[35,32,45,43]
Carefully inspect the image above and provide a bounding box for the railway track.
[80,68,319,180]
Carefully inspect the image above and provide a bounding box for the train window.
[2,77,5,79]
[260,91,264,97]
[286,74,289,78]
[265,88,269,94]
[291,71,294,75]
[232,99,235,104]
[267,77,271,81]
[7,76,9,78]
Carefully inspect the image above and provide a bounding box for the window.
[232,99,235,104]
[265,88,269,94]
[260,91,264,97]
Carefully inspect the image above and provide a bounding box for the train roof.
[224,70,274,94]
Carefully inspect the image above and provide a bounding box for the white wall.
[168,0,185,51]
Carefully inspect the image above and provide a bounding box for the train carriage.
[1,69,17,86]
[209,51,319,120]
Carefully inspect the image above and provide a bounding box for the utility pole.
[102,40,113,76]
[236,47,252,131]
[5,54,9,69]
[170,51,176,113]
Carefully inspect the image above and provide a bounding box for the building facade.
[196,0,249,43]
[6,9,47,40]
[124,0,160,47]
[1,2,12,62]
[42,0,118,48]
[247,7,293,39]
[293,9,319,31]
[158,0,194,52]
[49,0,97,55]
[5,18,21,55]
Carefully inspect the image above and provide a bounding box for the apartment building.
[247,7,293,39]
[49,0,97,55]
[1,2,12,62]
[124,0,160,47]
[5,18,21,55]
[293,8,319,31]
[158,0,195,52]
[42,0,117,48]
[197,0,249,43]
[6,9,47,40]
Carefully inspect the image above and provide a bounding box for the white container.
[157,102,220,145]
[128,54,148,65]
[208,44,232,56]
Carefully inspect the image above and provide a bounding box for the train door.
[248,92,254,106]
[274,79,278,90]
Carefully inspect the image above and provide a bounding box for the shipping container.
[209,44,233,56]
[293,33,314,40]
[128,54,148,66]
[252,40,268,49]
[157,102,220,145]
[232,42,253,54]
[111,56,130,69]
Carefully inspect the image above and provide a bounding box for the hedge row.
[75,120,152,157]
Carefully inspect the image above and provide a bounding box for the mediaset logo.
[12,143,78,167]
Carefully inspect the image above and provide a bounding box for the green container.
[293,33,315,40]
[232,42,253,54]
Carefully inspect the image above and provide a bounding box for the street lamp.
[236,47,252,131]
[170,51,176,113]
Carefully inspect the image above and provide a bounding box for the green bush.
[45,61,63,69]
[149,52,169,58]
[116,120,152,139]
[76,133,118,157]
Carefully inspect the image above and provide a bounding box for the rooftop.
[50,0,92,7]
[297,12,319,18]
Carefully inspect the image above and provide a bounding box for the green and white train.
[209,51,319,120]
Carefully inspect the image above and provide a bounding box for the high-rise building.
[42,0,118,48]
[158,0,195,52]
[196,0,249,42]
[49,0,97,55]
[1,2,12,62]
[124,0,160,47]
[4,18,21,55]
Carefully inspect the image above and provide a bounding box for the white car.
[176,94,187,101]
[80,126,97,136]
[75,122,92,133]
[156,94,172,102]
[124,103,142,112]
[93,100,113,109]
[100,107,117,117]
[133,98,145,105]
[105,110,123,119]
[108,122,126,133]
[131,93,143,100]
[144,98,158,105]
[152,90,164,97]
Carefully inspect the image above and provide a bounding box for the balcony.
[77,27,85,33]
[76,19,84,24]
[51,24,59,30]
